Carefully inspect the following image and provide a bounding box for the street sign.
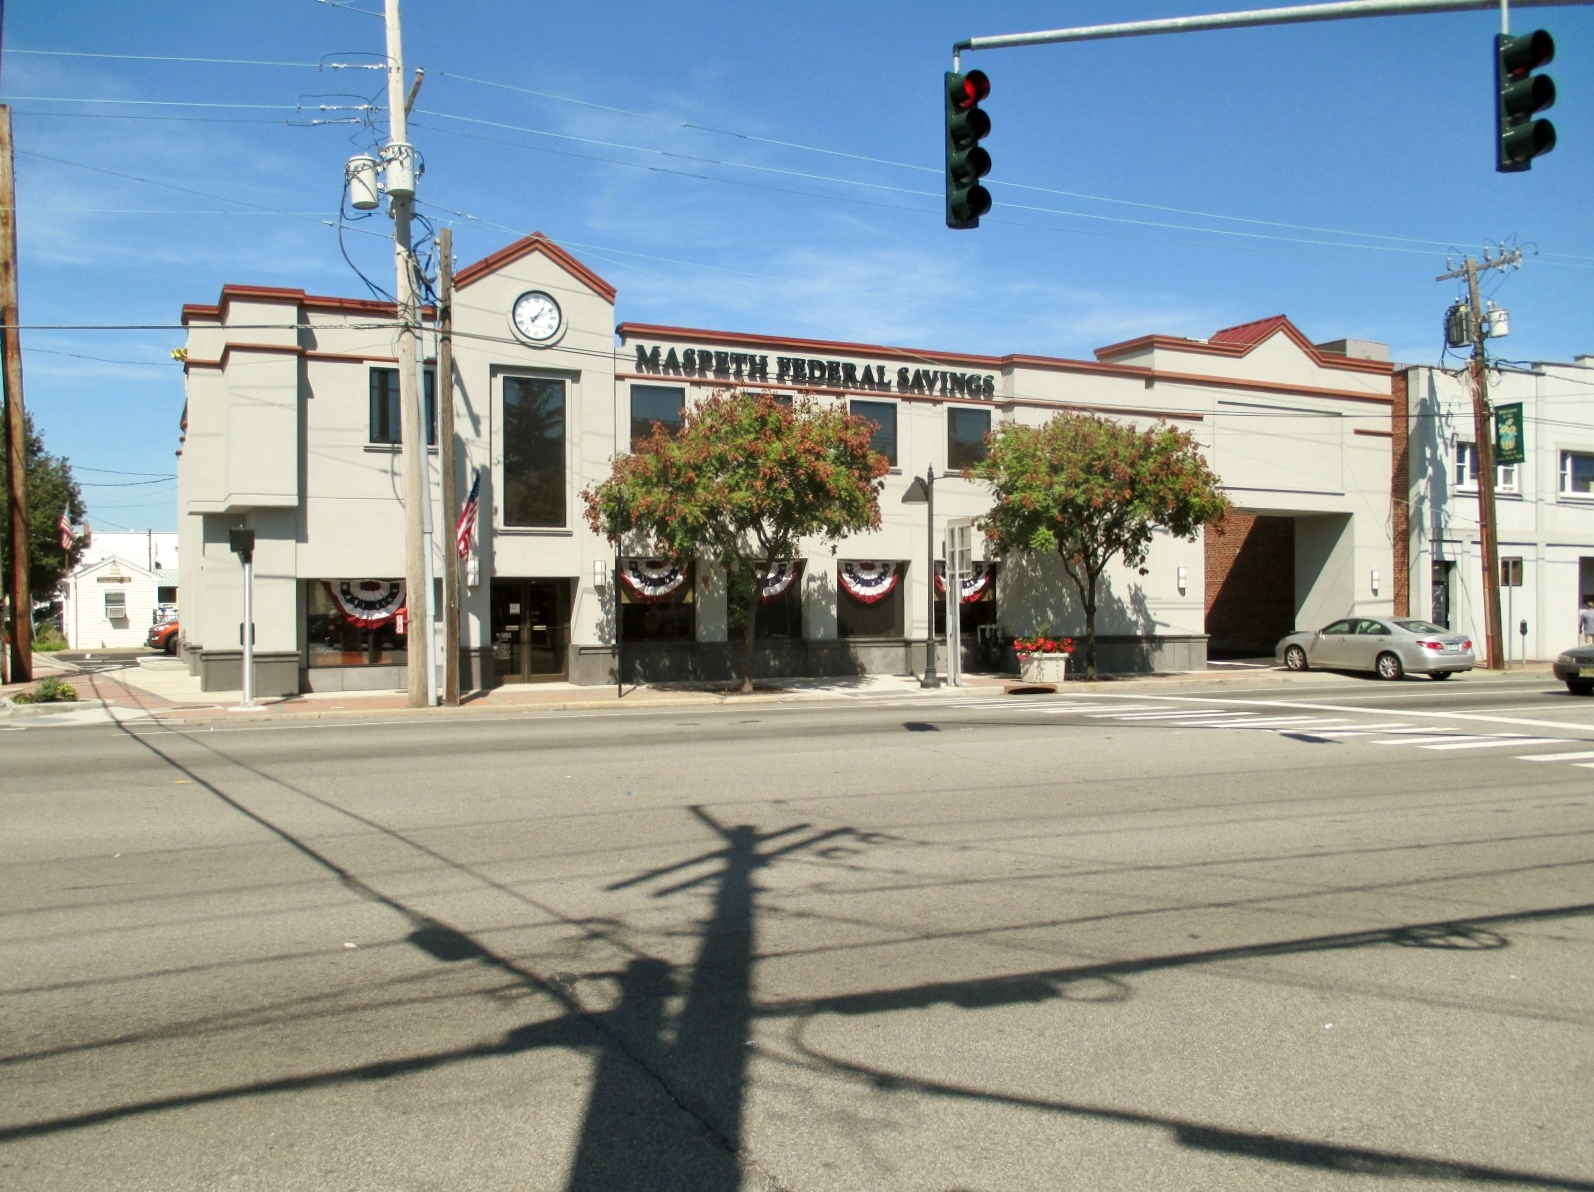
[1494,402,1526,465]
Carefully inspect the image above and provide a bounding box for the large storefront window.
[619,559,696,641]
[729,560,804,640]
[934,561,998,636]
[307,580,406,667]
[837,561,904,637]
[504,376,566,526]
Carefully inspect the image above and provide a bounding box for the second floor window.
[850,400,897,467]
[1455,440,1516,493]
[1562,450,1594,496]
[630,385,685,451]
[947,407,992,470]
[370,367,436,446]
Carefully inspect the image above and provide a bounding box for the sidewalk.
[2,652,1560,729]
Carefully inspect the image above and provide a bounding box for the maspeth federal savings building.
[176,234,1399,695]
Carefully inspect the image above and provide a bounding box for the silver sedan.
[1275,617,1475,681]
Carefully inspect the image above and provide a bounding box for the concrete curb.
[0,699,104,721]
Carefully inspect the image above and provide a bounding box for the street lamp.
[902,466,938,689]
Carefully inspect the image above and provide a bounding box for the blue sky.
[5,0,1592,532]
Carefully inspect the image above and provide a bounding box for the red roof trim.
[454,233,617,302]
[1095,315,1392,376]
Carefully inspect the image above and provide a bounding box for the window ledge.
[1557,492,1594,503]
[497,526,575,536]
[364,444,439,454]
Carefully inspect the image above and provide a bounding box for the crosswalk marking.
[1521,750,1594,762]
[1422,736,1567,751]
[1374,734,1491,746]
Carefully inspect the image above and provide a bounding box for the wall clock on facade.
[510,290,563,345]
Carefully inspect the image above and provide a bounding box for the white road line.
[1422,736,1568,751]
[1064,692,1594,735]
[1106,709,1253,720]
[1374,735,1492,746]
[1520,750,1594,762]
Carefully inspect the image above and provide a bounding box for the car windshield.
[1394,619,1448,634]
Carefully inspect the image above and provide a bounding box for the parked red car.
[147,620,180,654]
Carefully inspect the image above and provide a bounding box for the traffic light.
[945,69,991,229]
[1496,29,1556,172]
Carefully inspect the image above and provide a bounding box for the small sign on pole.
[945,518,974,687]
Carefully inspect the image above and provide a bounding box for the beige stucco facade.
[176,235,1397,693]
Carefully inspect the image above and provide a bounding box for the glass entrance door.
[490,579,570,683]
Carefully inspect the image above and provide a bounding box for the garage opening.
[1205,513,1296,656]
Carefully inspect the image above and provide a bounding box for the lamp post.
[903,466,938,688]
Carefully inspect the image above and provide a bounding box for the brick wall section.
[1391,370,1410,618]
[1204,513,1296,655]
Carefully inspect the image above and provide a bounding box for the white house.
[60,531,179,650]
[1399,359,1594,661]
[175,234,1399,695]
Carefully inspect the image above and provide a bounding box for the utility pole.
[1437,248,1520,670]
[437,225,460,706]
[382,0,432,707]
[0,103,31,684]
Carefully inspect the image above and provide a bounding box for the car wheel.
[1376,652,1405,681]
[165,636,178,655]
[1568,680,1594,696]
[1428,670,1453,680]
[1283,645,1308,671]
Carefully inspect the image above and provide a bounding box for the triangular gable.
[454,233,616,303]
[1096,313,1389,375]
[76,554,155,582]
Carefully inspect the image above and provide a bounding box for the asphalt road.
[3,673,1593,1190]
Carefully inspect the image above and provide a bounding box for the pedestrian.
[1580,597,1594,646]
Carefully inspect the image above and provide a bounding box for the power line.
[73,465,179,477]
[15,149,391,239]
[11,45,1592,263]
[25,347,178,365]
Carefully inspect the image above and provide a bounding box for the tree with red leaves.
[583,391,888,693]
[972,412,1228,680]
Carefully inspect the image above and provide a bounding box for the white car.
[1275,617,1475,681]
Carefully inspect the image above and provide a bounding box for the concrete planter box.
[1019,653,1071,683]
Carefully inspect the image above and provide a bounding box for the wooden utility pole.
[1,104,32,683]
[383,0,433,707]
[437,226,461,706]
[1438,249,1519,670]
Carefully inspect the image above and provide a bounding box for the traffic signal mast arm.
[953,0,1591,58]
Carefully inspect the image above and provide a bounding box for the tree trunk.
[740,602,757,694]
[1082,578,1099,681]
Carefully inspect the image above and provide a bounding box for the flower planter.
[1019,652,1070,684]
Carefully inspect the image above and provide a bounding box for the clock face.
[511,291,563,343]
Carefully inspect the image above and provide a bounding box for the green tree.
[583,390,888,693]
[1,410,85,611]
[971,412,1228,680]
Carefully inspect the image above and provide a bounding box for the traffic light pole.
[954,0,1591,63]
[1437,250,1519,670]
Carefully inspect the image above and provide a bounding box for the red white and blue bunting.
[935,560,996,603]
[324,579,405,628]
[621,558,690,603]
[838,560,901,605]
[760,559,804,605]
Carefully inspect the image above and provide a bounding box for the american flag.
[455,470,480,560]
[59,509,74,551]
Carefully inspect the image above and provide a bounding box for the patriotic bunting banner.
[935,560,996,603]
[759,559,803,605]
[621,558,690,604]
[838,561,901,605]
[323,580,406,628]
